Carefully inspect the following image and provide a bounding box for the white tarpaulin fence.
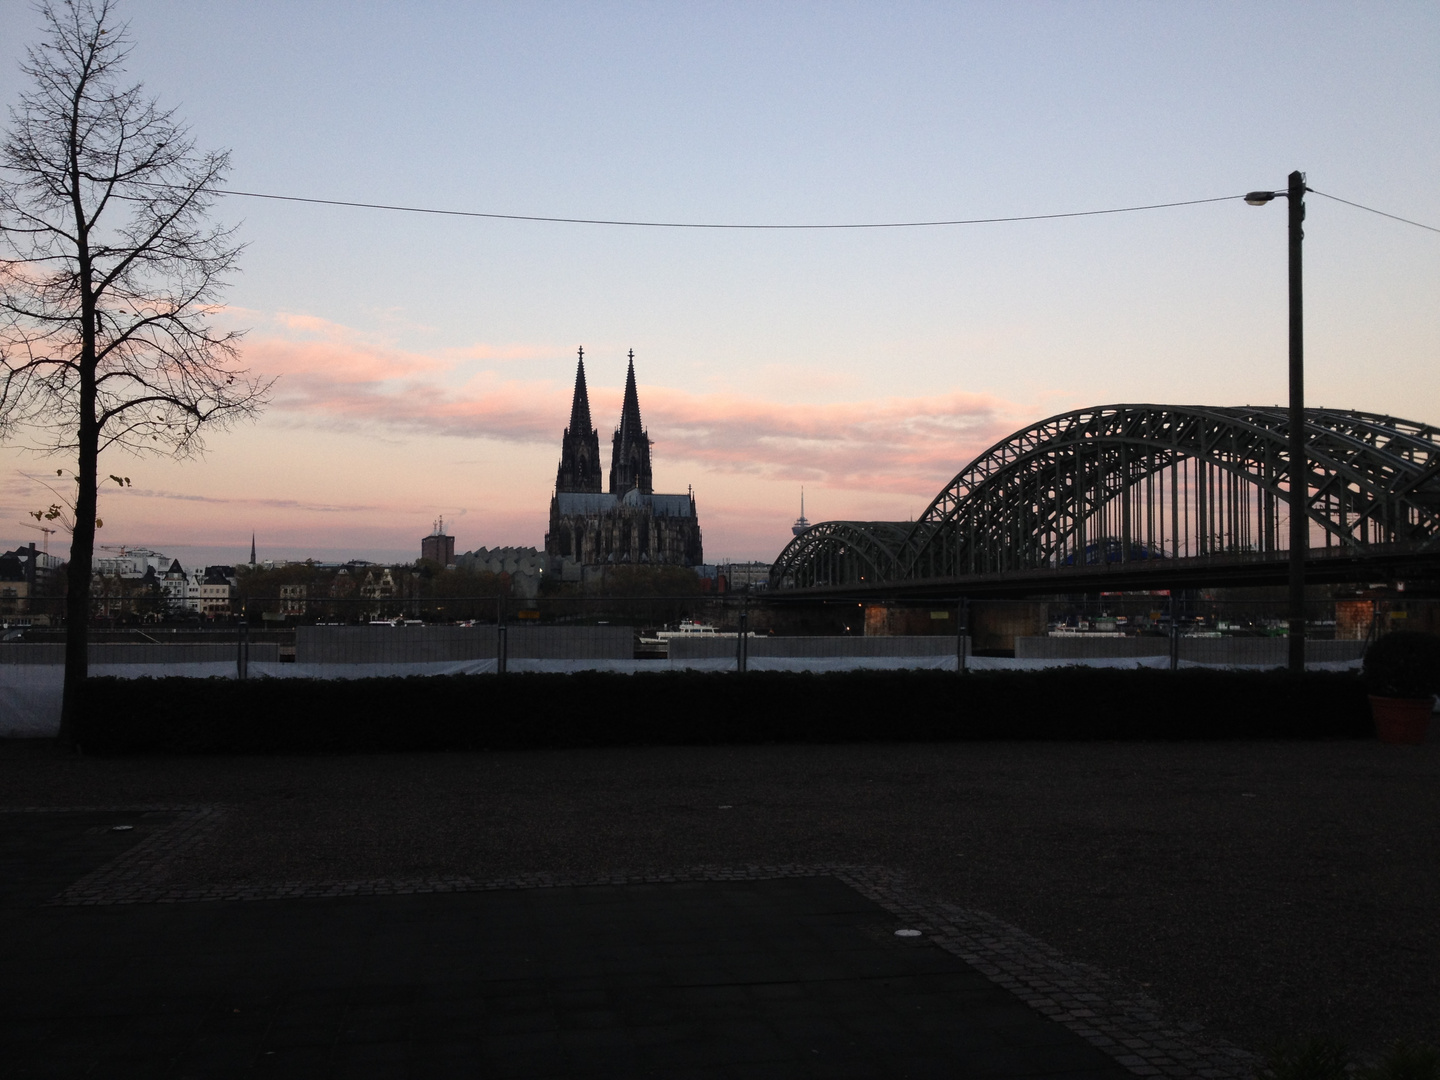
[0,653,1372,738]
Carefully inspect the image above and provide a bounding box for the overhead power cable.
[143,183,1244,229]
[19,169,1437,234]
[1308,189,1440,235]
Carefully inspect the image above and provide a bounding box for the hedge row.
[72,668,1375,755]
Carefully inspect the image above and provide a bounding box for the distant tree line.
[232,561,706,626]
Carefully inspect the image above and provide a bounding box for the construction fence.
[2,594,1435,737]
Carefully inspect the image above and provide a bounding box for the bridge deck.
[771,544,1440,601]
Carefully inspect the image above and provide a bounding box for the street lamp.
[1246,170,1308,676]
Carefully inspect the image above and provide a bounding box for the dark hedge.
[72,668,1374,755]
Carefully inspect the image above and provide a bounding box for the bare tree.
[0,0,270,745]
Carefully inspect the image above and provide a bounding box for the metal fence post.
[237,619,249,680]
[496,593,507,675]
[957,597,969,674]
[1168,592,1178,672]
[737,608,748,673]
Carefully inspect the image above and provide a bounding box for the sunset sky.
[1,1,1436,569]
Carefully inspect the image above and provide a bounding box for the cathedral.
[545,349,703,577]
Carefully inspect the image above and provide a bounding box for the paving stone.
[2,806,1259,1077]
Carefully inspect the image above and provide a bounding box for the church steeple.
[618,350,643,440]
[556,347,602,493]
[568,347,594,435]
[609,349,653,496]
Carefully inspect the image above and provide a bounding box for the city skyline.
[0,1,1436,566]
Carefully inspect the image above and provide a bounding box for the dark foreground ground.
[3,733,1439,1068]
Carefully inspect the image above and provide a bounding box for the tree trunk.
[58,451,96,749]
[57,232,98,749]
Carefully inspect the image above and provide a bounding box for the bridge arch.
[771,405,1440,590]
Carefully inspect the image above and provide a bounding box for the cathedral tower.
[546,349,702,572]
[609,350,653,496]
[555,347,602,493]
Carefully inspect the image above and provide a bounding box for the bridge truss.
[770,405,1440,593]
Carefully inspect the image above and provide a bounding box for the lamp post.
[1245,170,1308,675]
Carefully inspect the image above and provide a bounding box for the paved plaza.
[3,810,1146,1079]
[3,733,1438,1076]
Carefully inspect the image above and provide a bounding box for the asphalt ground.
[3,732,1439,1066]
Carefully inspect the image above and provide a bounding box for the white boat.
[658,620,720,638]
[640,620,757,647]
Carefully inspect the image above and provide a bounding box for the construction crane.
[18,521,58,554]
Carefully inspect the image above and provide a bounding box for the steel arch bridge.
[770,405,1440,594]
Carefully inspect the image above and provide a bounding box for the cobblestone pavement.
[13,805,1253,1078]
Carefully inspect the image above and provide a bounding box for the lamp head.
[1245,191,1277,206]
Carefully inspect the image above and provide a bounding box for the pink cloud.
[639,387,1016,494]
[237,319,1025,500]
[245,334,449,382]
[439,343,562,363]
[128,488,386,515]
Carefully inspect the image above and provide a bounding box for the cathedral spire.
[568,346,593,435]
[609,348,653,496]
[556,347,602,493]
[617,348,643,440]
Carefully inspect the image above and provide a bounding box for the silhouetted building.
[421,517,455,566]
[0,543,62,622]
[454,546,544,599]
[545,349,702,578]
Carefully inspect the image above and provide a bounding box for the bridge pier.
[969,602,1048,655]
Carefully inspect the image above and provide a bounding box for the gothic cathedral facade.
[545,349,703,574]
